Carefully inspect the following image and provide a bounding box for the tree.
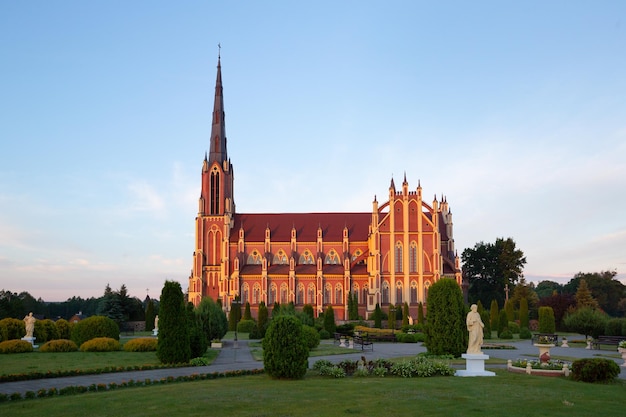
[257,301,269,337]
[372,303,382,328]
[243,302,252,321]
[196,297,227,342]
[262,315,309,379]
[498,309,508,336]
[535,280,563,299]
[323,305,336,334]
[504,299,514,323]
[417,302,424,324]
[157,281,190,364]
[519,297,529,329]
[228,299,242,331]
[462,237,527,307]
[575,279,599,310]
[538,306,556,334]
[402,302,410,326]
[565,271,625,316]
[145,299,156,332]
[564,307,609,339]
[347,292,359,320]
[424,278,467,357]
[538,293,575,330]
[97,284,125,325]
[489,299,499,336]
[510,278,538,311]
[187,302,207,358]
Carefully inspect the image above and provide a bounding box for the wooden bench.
[353,335,374,351]
[532,333,558,345]
[361,332,396,343]
[592,335,626,350]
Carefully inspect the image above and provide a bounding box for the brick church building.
[188,55,462,320]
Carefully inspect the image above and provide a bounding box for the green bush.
[80,337,121,352]
[319,329,330,340]
[237,319,256,333]
[563,307,608,339]
[605,318,626,336]
[157,281,191,364]
[424,278,467,357]
[507,321,520,334]
[35,319,59,343]
[538,306,556,334]
[335,323,355,335]
[123,337,158,352]
[519,327,532,340]
[571,358,620,383]
[396,333,418,343]
[0,339,33,353]
[39,339,78,352]
[262,315,309,379]
[0,318,25,341]
[499,329,513,339]
[323,306,336,334]
[71,316,119,347]
[390,356,455,377]
[55,319,71,340]
[301,324,321,349]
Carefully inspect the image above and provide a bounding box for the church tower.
[189,52,235,306]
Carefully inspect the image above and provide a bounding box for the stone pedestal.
[21,336,38,349]
[455,353,495,377]
[152,329,158,336]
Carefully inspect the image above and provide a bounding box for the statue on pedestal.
[466,304,484,354]
[23,312,36,338]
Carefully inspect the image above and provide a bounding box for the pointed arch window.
[352,283,360,304]
[395,242,403,273]
[410,280,418,304]
[324,283,332,304]
[362,284,369,305]
[242,283,250,305]
[273,250,288,265]
[296,283,304,305]
[335,283,343,304]
[247,250,262,265]
[299,250,314,265]
[325,250,340,265]
[280,283,288,304]
[396,281,403,304]
[382,281,390,304]
[307,284,316,305]
[210,168,220,215]
[269,283,277,305]
[409,241,418,273]
[424,281,431,302]
[253,284,261,305]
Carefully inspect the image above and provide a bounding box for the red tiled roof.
[231,212,371,243]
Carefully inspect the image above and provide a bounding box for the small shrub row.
[313,356,454,378]
[123,337,157,352]
[80,337,121,352]
[0,369,265,402]
[0,339,33,354]
[40,339,78,352]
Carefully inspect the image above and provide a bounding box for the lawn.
[1,370,624,416]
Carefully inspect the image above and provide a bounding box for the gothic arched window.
[395,242,403,273]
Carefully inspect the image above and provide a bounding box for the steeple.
[209,49,227,165]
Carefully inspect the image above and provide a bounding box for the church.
[188,55,462,320]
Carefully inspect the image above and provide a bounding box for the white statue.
[154,315,159,330]
[466,304,484,354]
[24,312,36,338]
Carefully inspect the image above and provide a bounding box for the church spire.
[209,48,227,164]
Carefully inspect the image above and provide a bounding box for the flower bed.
[507,359,570,377]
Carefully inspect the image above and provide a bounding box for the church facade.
[188,56,462,320]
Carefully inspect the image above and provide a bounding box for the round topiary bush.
[519,327,532,340]
[123,337,158,352]
[80,337,121,352]
[301,324,321,349]
[236,319,257,333]
[55,319,71,340]
[40,339,78,352]
[571,358,620,383]
[262,315,309,379]
[319,329,330,340]
[499,329,514,339]
[71,316,119,347]
[0,339,33,353]
[0,318,25,341]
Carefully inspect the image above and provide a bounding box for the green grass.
[1,370,624,416]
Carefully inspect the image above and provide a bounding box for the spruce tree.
[257,301,269,337]
[324,305,336,334]
[187,302,207,358]
[575,279,598,309]
[157,281,190,364]
[402,302,410,326]
[262,315,309,379]
[373,303,382,328]
[424,278,467,357]
[243,302,252,321]
[417,302,425,324]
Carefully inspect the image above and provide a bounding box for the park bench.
[532,333,558,345]
[353,334,374,351]
[366,333,397,343]
[592,335,626,350]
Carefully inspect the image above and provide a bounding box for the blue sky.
[1,1,625,301]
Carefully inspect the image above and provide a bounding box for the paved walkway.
[1,337,624,396]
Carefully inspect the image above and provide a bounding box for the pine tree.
[157,281,190,364]
[575,279,598,309]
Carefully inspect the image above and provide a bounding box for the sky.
[1,1,625,302]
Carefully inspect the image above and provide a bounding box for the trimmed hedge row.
[0,339,33,354]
